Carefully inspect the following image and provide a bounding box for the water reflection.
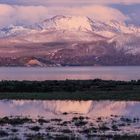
[0,100,140,118]
[0,66,140,80]
[1,100,140,139]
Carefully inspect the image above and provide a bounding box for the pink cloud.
[0,4,128,27]
[56,5,128,22]
[5,0,140,5]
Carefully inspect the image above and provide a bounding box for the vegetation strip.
[0,79,140,100]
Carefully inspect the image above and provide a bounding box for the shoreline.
[0,91,140,101]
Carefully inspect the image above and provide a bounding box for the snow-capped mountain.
[1,15,140,38]
[0,25,37,38]
[38,15,93,32]
[0,15,140,66]
[38,15,140,37]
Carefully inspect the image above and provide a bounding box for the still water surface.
[0,66,140,81]
[1,100,140,139]
[0,100,140,118]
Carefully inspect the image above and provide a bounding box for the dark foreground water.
[0,100,140,140]
[0,66,140,81]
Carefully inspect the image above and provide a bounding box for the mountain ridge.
[0,15,140,66]
[1,15,140,38]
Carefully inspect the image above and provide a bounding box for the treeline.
[0,79,140,93]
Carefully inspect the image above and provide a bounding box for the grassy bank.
[0,79,140,100]
[0,91,140,100]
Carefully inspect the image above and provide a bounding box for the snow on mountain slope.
[33,15,140,38]
[19,30,106,43]
[0,25,37,38]
[90,19,140,38]
[1,15,140,39]
[109,34,140,54]
[38,15,93,32]
[1,15,140,55]
[41,16,140,36]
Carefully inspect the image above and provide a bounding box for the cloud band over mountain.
[0,0,139,27]
[1,0,140,5]
[0,4,129,28]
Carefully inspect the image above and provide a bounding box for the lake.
[0,66,140,81]
[0,100,140,139]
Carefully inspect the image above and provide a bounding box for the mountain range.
[0,15,140,66]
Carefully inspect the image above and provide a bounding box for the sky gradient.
[0,0,140,27]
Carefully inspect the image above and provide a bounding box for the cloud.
[54,5,128,22]
[0,4,48,27]
[0,4,129,28]
[1,0,140,6]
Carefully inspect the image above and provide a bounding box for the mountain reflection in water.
[0,100,140,118]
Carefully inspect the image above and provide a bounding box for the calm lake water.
[0,100,140,118]
[0,100,140,139]
[0,66,140,81]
